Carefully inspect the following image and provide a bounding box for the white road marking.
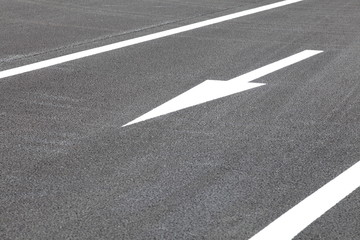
[0,0,304,80]
[249,160,360,240]
[123,50,322,127]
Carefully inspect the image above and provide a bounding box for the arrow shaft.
[230,50,323,83]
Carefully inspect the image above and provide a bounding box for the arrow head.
[123,80,265,127]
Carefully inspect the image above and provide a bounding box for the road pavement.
[1,0,360,239]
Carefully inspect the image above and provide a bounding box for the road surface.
[1,0,360,239]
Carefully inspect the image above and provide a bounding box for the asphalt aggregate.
[1,0,360,239]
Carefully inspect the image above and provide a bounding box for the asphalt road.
[1,0,360,239]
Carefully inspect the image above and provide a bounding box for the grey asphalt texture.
[1,0,360,239]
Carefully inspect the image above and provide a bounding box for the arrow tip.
[122,118,143,127]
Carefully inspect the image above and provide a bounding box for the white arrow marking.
[123,50,322,127]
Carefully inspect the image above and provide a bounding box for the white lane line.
[0,0,304,80]
[123,50,322,127]
[249,160,360,240]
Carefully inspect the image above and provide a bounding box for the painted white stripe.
[249,160,360,240]
[0,0,303,80]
